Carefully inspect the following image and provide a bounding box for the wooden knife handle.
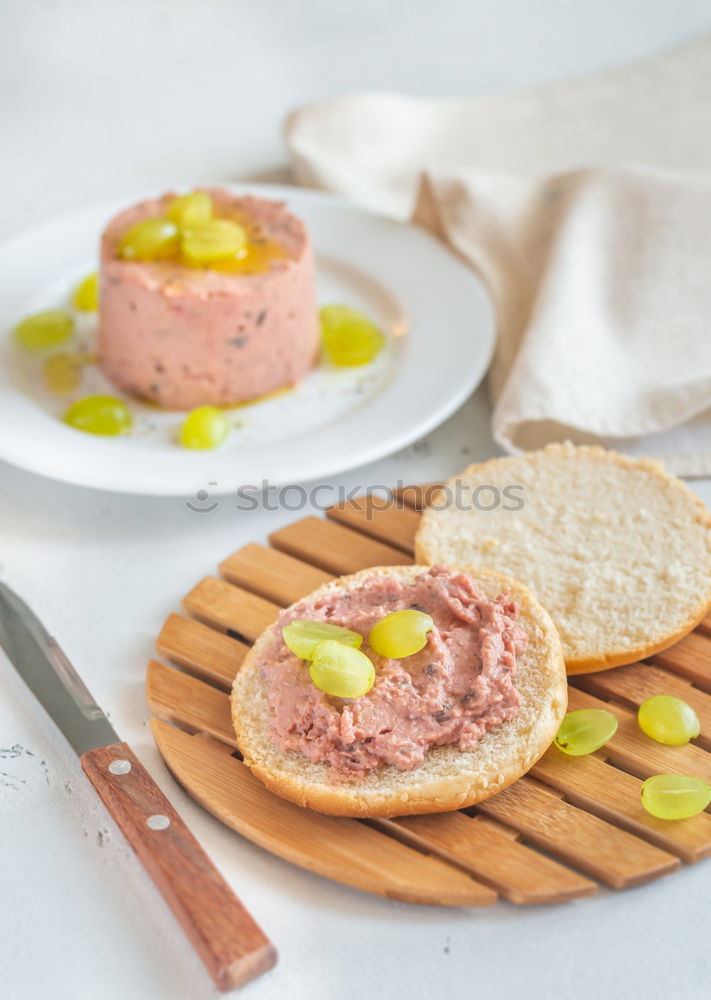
[81,741,276,991]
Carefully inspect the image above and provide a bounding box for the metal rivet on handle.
[108,759,132,775]
[147,814,171,831]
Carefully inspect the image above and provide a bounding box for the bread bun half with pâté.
[231,564,566,818]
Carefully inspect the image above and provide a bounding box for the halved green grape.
[64,395,132,436]
[72,272,99,311]
[181,219,248,264]
[179,406,229,450]
[369,609,434,658]
[43,352,89,395]
[14,309,74,351]
[641,773,711,820]
[638,695,700,746]
[320,305,384,366]
[554,709,618,756]
[309,640,375,699]
[118,218,179,261]
[282,620,363,660]
[167,191,213,229]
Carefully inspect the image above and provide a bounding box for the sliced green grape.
[320,305,384,366]
[641,774,711,820]
[179,406,229,450]
[638,695,700,746]
[43,352,89,395]
[181,219,248,264]
[309,640,375,699]
[167,191,213,229]
[64,395,132,436]
[368,609,434,658]
[118,218,179,261]
[72,272,99,311]
[554,709,618,756]
[14,309,74,351]
[282,620,363,660]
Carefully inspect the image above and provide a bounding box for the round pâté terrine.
[97,189,319,409]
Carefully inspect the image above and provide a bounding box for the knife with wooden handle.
[0,581,277,992]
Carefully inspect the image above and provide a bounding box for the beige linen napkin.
[285,37,711,476]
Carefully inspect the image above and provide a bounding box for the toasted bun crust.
[416,443,711,674]
[231,565,567,818]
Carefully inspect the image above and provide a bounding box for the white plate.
[0,184,494,496]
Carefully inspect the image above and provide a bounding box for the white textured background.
[2,2,711,999]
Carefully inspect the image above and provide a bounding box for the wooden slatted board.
[147,488,711,906]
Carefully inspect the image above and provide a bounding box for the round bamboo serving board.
[147,487,711,907]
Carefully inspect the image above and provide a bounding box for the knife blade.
[0,581,277,992]
[0,582,119,753]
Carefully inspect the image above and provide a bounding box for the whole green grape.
[369,609,434,658]
[167,191,213,229]
[43,353,86,395]
[118,218,179,261]
[309,640,376,699]
[320,305,384,366]
[179,406,229,449]
[555,709,618,756]
[64,395,132,436]
[181,220,248,264]
[14,309,74,351]
[641,773,711,820]
[638,695,700,746]
[72,272,99,311]
[282,620,363,660]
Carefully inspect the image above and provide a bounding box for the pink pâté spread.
[260,566,526,780]
[97,190,319,409]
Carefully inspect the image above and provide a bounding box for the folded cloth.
[285,36,711,476]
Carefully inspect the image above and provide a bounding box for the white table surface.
[3,2,711,998]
